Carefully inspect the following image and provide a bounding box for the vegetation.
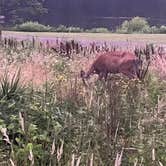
[1,0,166,29]
[8,17,166,34]
[55,25,84,33]
[13,22,109,33]
[117,17,166,34]
[116,17,150,33]
[13,21,52,32]
[0,37,165,165]
[0,0,47,25]
[85,27,110,33]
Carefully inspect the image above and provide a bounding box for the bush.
[55,25,68,32]
[0,39,166,165]
[14,21,52,32]
[86,27,110,33]
[142,26,152,33]
[149,26,160,34]
[117,17,150,33]
[67,26,84,33]
[116,20,130,33]
[159,25,166,33]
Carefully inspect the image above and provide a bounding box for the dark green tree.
[0,0,47,25]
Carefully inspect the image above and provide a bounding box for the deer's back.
[92,52,137,73]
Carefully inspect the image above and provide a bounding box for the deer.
[80,51,143,85]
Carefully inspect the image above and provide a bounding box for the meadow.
[0,32,166,166]
[4,31,166,44]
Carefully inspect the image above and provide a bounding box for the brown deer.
[81,51,142,83]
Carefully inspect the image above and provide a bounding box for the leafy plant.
[0,69,24,100]
[117,17,150,33]
[0,37,166,165]
[86,27,110,33]
[14,21,52,32]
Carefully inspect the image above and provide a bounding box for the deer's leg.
[103,72,108,81]
[121,70,136,79]
[98,73,104,80]
[98,70,108,81]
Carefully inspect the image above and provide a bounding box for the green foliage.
[0,0,47,25]
[0,73,165,165]
[13,23,84,33]
[9,18,166,34]
[116,17,166,34]
[86,27,110,33]
[53,59,69,74]
[13,21,52,32]
[116,20,130,33]
[55,25,68,32]
[67,26,84,33]
[149,26,160,34]
[55,25,84,33]
[0,39,166,165]
[116,20,166,34]
[159,25,166,33]
[117,17,150,33]
[0,69,24,99]
[0,69,25,129]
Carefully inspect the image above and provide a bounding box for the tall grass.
[0,37,165,165]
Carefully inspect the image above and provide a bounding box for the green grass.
[0,36,165,165]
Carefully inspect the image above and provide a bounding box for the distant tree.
[128,17,149,32]
[13,21,52,32]
[117,17,150,33]
[159,25,166,34]
[0,0,47,25]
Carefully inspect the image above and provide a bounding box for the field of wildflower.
[0,32,166,166]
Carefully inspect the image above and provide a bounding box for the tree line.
[0,0,47,25]
[1,0,166,28]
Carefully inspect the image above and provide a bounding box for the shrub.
[116,20,130,33]
[55,25,68,32]
[117,17,150,33]
[0,69,24,100]
[0,37,166,165]
[159,25,166,33]
[149,26,160,34]
[67,26,84,33]
[14,21,52,32]
[53,25,84,33]
[142,26,152,33]
[86,27,110,33]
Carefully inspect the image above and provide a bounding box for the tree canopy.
[0,0,47,25]
[1,0,166,28]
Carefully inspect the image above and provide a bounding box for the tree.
[117,17,150,33]
[128,17,149,32]
[0,0,47,25]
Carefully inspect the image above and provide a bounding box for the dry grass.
[0,36,165,165]
[3,31,166,44]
